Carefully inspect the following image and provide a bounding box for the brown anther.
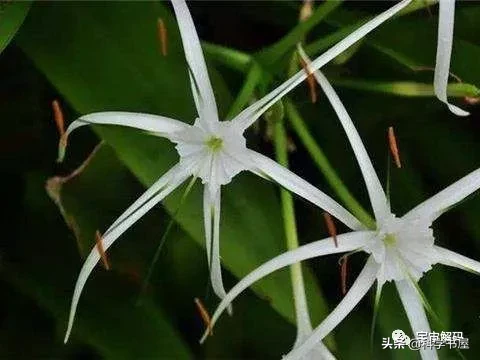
[95,230,110,270]
[52,100,65,137]
[464,96,480,105]
[323,212,338,247]
[157,18,168,56]
[194,297,213,336]
[299,0,313,22]
[388,126,402,169]
[339,255,348,295]
[299,57,317,104]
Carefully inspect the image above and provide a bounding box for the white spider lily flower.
[434,0,469,116]
[61,0,412,343]
[202,48,480,360]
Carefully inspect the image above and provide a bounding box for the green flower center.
[384,233,397,247]
[206,136,223,152]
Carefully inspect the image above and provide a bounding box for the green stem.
[202,41,252,73]
[285,99,376,229]
[257,0,343,65]
[273,114,314,340]
[226,63,263,119]
[331,79,480,98]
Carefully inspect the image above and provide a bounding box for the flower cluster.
[60,1,479,360]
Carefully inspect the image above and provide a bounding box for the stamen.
[388,126,402,169]
[52,99,68,150]
[157,18,168,56]
[339,255,348,296]
[194,297,213,336]
[323,212,338,247]
[299,0,313,22]
[464,96,480,105]
[299,57,317,104]
[95,230,110,270]
[52,100,65,137]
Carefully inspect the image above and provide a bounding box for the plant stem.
[202,41,252,73]
[273,114,314,341]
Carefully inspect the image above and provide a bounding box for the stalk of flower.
[202,46,480,360]
[60,0,412,342]
[272,107,335,359]
[434,0,469,116]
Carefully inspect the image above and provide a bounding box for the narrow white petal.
[435,245,480,275]
[395,279,438,360]
[233,0,412,131]
[249,150,364,231]
[403,168,480,222]
[189,71,203,120]
[294,323,337,360]
[285,257,379,360]
[211,188,230,307]
[171,0,219,122]
[200,231,375,343]
[298,45,389,222]
[203,186,212,264]
[64,167,189,343]
[66,112,188,138]
[107,164,185,233]
[300,342,337,360]
[434,0,469,116]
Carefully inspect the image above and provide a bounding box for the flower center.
[383,233,396,247]
[363,214,439,284]
[206,136,223,152]
[170,119,250,191]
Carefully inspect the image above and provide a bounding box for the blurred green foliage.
[1,1,479,359]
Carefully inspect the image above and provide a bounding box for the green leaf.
[0,0,31,54]
[17,0,329,330]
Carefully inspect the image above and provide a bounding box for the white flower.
[202,47,480,360]
[61,0,412,343]
[434,0,469,116]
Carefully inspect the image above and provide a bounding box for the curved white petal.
[203,186,212,264]
[66,112,188,137]
[403,168,480,222]
[248,150,364,231]
[233,0,412,131]
[107,164,184,233]
[64,167,189,343]
[298,46,389,222]
[200,231,375,343]
[395,279,438,360]
[434,0,469,116]
[207,187,231,314]
[285,257,379,360]
[171,0,219,123]
[298,342,336,360]
[435,245,480,275]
